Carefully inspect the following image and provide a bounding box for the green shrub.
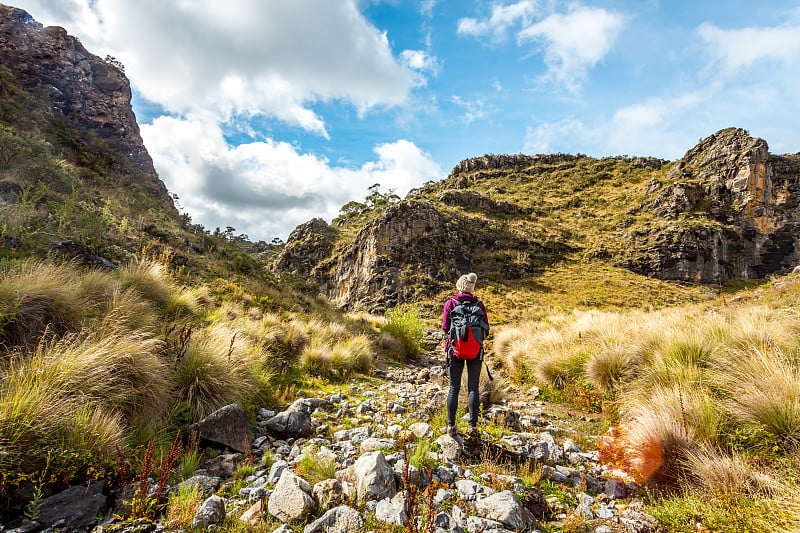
[381,305,424,360]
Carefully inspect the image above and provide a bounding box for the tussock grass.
[173,324,260,420]
[0,260,86,348]
[380,305,424,360]
[499,305,800,497]
[300,335,374,378]
[0,355,125,481]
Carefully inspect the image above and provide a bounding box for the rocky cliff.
[275,129,800,310]
[621,128,800,282]
[0,4,174,211]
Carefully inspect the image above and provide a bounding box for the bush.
[381,305,424,360]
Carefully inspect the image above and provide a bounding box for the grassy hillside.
[494,273,800,532]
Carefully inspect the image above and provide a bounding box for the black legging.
[447,355,482,428]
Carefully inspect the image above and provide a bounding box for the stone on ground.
[28,482,106,531]
[192,495,226,528]
[303,505,365,533]
[374,491,408,525]
[473,490,537,531]
[267,470,316,522]
[239,500,263,525]
[312,478,343,511]
[435,434,461,461]
[409,422,434,438]
[171,475,220,498]
[189,403,254,452]
[352,451,397,502]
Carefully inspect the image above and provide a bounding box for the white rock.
[267,470,316,522]
[303,505,364,533]
[374,491,408,525]
[409,422,434,438]
[352,451,397,502]
[473,490,536,531]
[192,495,226,528]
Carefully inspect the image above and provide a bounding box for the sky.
[11,0,800,241]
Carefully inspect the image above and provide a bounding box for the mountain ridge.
[274,128,800,314]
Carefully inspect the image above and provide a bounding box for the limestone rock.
[473,490,537,531]
[302,505,364,533]
[312,478,344,512]
[352,451,397,502]
[435,434,461,462]
[267,470,316,523]
[499,432,564,464]
[192,495,226,528]
[374,491,408,525]
[189,404,253,453]
[239,501,263,526]
[409,422,433,439]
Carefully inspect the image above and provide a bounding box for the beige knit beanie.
[456,272,478,293]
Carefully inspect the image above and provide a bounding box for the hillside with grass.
[275,130,800,319]
[2,5,800,533]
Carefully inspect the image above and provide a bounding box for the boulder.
[239,501,263,526]
[374,491,408,525]
[333,426,371,443]
[267,460,289,485]
[454,479,494,501]
[303,505,365,533]
[189,404,253,453]
[473,491,536,531]
[192,495,226,528]
[409,422,433,438]
[27,482,106,531]
[265,408,313,438]
[312,478,344,511]
[485,406,520,428]
[198,452,242,477]
[360,437,396,454]
[435,434,461,462]
[267,470,316,522]
[499,432,563,464]
[352,451,397,502]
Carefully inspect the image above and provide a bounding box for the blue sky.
[13,0,800,240]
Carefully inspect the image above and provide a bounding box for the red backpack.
[448,298,488,360]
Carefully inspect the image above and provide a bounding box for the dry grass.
[172,324,261,420]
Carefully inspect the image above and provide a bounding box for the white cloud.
[457,0,538,40]
[523,117,593,154]
[518,6,625,92]
[141,116,441,240]
[458,2,624,91]
[699,19,800,75]
[13,0,413,135]
[451,96,495,124]
[401,49,441,87]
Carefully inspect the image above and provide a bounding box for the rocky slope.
[275,129,800,310]
[3,351,660,533]
[620,128,800,283]
[0,4,174,214]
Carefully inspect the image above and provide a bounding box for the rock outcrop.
[272,218,337,277]
[303,201,549,311]
[0,5,174,212]
[621,128,800,282]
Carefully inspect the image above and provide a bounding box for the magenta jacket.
[442,292,489,333]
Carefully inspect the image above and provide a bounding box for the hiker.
[442,272,489,437]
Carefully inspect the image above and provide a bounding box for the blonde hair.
[456,272,478,293]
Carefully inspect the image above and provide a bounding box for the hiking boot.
[467,426,480,439]
[446,425,459,437]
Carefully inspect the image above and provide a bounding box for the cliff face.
[621,128,800,282]
[0,5,174,211]
[275,128,800,310]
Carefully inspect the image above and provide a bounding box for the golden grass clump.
[119,260,173,306]
[0,260,87,348]
[172,324,260,419]
[28,331,172,426]
[721,347,800,441]
[300,335,374,378]
[0,351,126,480]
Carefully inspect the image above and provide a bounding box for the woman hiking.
[442,272,489,438]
